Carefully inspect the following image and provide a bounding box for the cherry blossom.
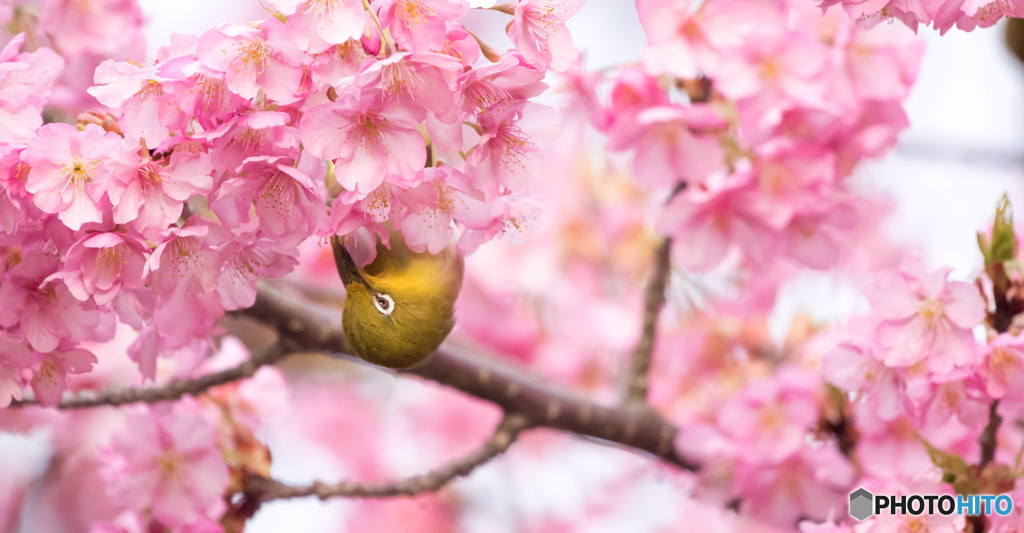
[196,19,306,104]
[0,0,1011,531]
[55,232,149,306]
[862,254,985,373]
[105,147,214,236]
[300,91,427,194]
[267,0,367,45]
[507,0,585,71]
[379,0,469,52]
[100,401,230,530]
[21,123,121,231]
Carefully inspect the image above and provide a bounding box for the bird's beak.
[331,235,369,288]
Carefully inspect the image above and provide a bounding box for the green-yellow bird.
[331,233,464,368]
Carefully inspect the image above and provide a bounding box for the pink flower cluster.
[0,0,585,407]
[815,255,999,530]
[579,0,925,273]
[677,367,856,527]
[824,255,987,433]
[820,0,1024,34]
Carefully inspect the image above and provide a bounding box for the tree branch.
[238,413,528,508]
[9,343,290,409]
[623,237,672,404]
[978,400,1002,469]
[242,283,698,471]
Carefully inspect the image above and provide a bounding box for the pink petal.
[863,269,919,320]
[941,280,985,329]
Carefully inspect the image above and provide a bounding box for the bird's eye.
[373,293,395,316]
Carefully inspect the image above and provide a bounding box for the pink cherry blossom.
[507,0,585,71]
[38,0,144,57]
[167,72,251,133]
[267,0,366,45]
[655,174,778,272]
[0,247,113,353]
[137,223,225,378]
[855,415,935,480]
[819,0,928,32]
[822,340,907,421]
[100,401,229,530]
[205,110,300,177]
[979,333,1024,402]
[734,443,854,526]
[300,92,426,194]
[464,103,556,199]
[21,123,121,231]
[356,52,464,119]
[378,0,469,52]
[740,143,836,229]
[0,36,63,143]
[638,0,789,79]
[862,254,985,374]
[717,367,822,463]
[211,156,328,247]
[604,67,669,130]
[310,37,374,86]
[30,346,97,407]
[196,19,306,104]
[88,59,185,147]
[459,53,547,118]
[105,147,214,236]
[0,35,64,109]
[915,380,989,450]
[437,23,481,66]
[399,167,498,254]
[201,336,289,431]
[54,232,149,306]
[0,332,33,407]
[607,103,727,190]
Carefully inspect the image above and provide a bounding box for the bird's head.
[332,233,464,368]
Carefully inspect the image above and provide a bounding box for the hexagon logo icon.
[849,488,874,521]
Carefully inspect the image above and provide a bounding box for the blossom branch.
[242,283,698,471]
[623,237,672,404]
[978,263,1017,470]
[238,413,529,508]
[9,343,290,409]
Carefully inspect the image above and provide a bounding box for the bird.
[331,232,464,368]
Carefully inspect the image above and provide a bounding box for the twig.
[623,237,672,404]
[238,414,528,508]
[969,265,1015,533]
[9,343,290,409]
[978,400,1002,470]
[242,283,697,471]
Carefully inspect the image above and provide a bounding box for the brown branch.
[978,400,1002,469]
[238,414,528,509]
[969,266,1015,533]
[623,237,672,404]
[242,283,697,471]
[978,263,1015,471]
[9,343,290,409]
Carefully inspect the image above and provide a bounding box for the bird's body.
[332,233,464,368]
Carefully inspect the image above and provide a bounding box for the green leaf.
[919,437,979,494]
[989,193,1017,266]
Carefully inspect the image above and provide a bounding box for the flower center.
[236,37,270,75]
[919,298,944,324]
[399,0,434,28]
[97,245,127,279]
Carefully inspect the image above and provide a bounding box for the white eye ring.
[373,293,395,316]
